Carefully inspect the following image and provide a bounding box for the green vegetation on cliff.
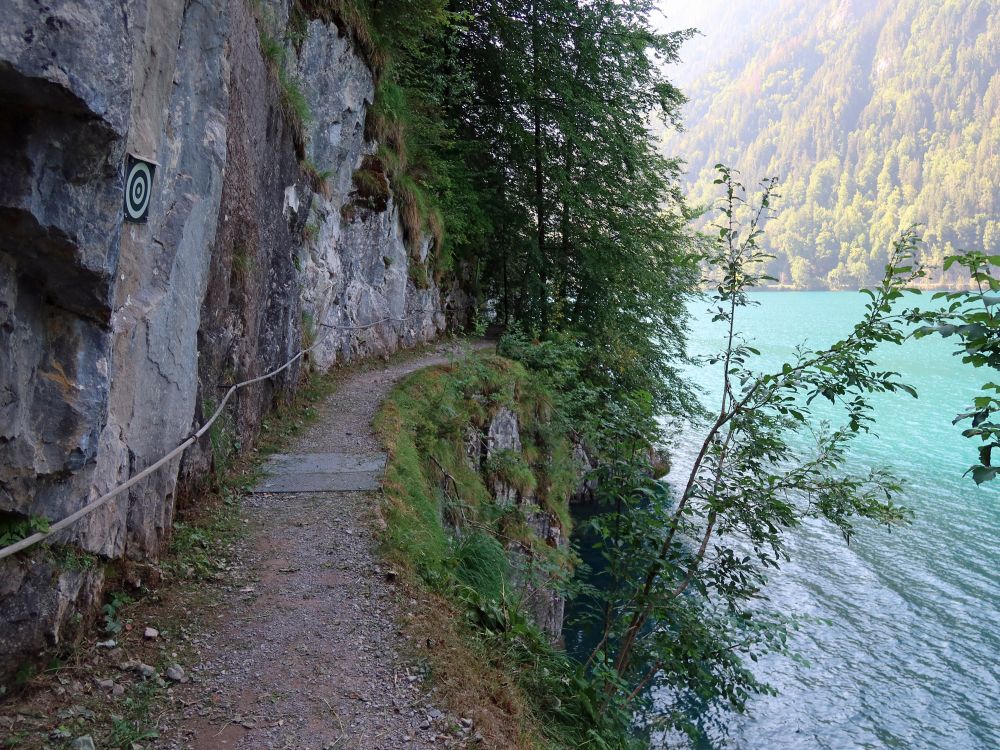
[377,352,576,582]
[666,0,1000,288]
[376,351,641,748]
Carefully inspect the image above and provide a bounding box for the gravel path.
[154,340,491,750]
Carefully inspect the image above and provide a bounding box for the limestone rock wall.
[469,407,569,641]
[0,0,460,684]
[293,17,447,368]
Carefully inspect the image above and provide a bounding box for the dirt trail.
[150,340,492,750]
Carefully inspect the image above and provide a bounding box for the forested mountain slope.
[666,0,1000,288]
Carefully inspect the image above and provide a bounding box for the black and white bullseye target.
[124,154,156,223]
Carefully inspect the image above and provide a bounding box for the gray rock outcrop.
[486,407,523,507]
[462,407,568,641]
[0,0,465,684]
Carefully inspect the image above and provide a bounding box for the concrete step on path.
[253,451,388,493]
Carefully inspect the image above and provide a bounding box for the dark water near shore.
[569,291,1000,749]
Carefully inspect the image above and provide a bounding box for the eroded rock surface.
[457,406,569,641]
[0,0,463,683]
[486,407,523,507]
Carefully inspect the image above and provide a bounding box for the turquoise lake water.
[661,291,1000,749]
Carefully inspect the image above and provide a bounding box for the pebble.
[96,639,116,648]
[95,678,115,690]
[144,627,159,640]
[136,662,157,679]
[71,737,96,750]
[165,664,186,682]
[57,705,95,721]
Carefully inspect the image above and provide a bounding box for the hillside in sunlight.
[665,0,1000,288]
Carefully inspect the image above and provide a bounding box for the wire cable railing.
[0,306,451,561]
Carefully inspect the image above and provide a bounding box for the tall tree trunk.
[502,236,510,324]
[530,1,548,332]
[559,140,573,307]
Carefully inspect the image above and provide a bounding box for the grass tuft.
[297,0,387,74]
[453,531,508,601]
[394,172,429,259]
[253,7,310,157]
[302,159,333,198]
[351,154,391,211]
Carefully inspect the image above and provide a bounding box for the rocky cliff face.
[479,407,568,640]
[0,0,463,684]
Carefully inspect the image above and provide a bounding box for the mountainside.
[666,0,1000,288]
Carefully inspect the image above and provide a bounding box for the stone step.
[253,452,387,493]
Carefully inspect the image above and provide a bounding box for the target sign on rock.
[124,154,156,223]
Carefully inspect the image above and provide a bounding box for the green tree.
[577,168,920,740]
[438,0,699,417]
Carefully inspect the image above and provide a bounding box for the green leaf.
[978,444,993,467]
[971,465,998,485]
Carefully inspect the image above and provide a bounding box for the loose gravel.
[151,341,491,750]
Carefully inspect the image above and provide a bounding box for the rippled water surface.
[664,291,1000,749]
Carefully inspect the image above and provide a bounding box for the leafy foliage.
[909,250,1000,482]
[0,512,49,547]
[108,679,161,747]
[497,326,686,458]
[101,591,133,636]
